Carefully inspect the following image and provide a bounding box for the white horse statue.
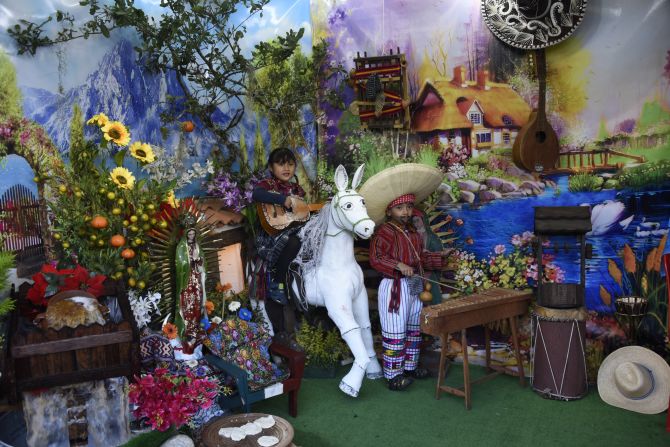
[291,164,383,397]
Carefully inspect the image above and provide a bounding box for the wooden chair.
[205,342,305,417]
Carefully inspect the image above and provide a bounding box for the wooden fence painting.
[0,184,46,276]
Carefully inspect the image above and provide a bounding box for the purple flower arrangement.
[204,170,265,212]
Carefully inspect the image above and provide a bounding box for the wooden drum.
[531,306,588,401]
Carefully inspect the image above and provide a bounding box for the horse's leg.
[324,295,370,398]
[352,288,383,380]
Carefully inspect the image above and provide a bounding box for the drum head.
[481,0,588,49]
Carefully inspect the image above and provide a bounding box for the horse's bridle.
[326,191,374,238]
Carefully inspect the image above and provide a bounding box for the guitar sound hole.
[535,131,547,143]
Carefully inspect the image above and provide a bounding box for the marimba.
[420,287,532,409]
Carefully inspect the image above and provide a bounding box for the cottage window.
[502,115,513,126]
[503,132,511,144]
[469,112,481,124]
[476,132,491,143]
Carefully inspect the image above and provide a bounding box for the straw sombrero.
[359,163,443,225]
[597,346,670,414]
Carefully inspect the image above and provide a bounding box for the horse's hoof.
[339,380,359,397]
[366,371,384,380]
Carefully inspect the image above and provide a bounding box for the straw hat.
[597,346,670,414]
[359,163,443,225]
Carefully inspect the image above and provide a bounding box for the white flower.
[128,290,161,329]
[228,301,241,312]
[211,316,222,324]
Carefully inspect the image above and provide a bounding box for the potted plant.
[295,317,349,378]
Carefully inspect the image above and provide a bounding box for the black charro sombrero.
[481,0,588,50]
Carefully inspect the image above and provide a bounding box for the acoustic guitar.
[257,197,324,236]
[482,1,588,173]
[512,49,560,172]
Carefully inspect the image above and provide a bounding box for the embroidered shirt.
[370,221,442,312]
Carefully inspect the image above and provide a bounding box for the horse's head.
[331,164,375,239]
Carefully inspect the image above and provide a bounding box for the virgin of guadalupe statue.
[174,226,207,354]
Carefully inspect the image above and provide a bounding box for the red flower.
[25,263,107,306]
[26,272,49,306]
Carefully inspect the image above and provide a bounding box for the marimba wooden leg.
[436,334,448,399]
[461,329,471,410]
[485,325,491,372]
[509,316,526,387]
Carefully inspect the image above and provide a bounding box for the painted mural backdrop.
[0,0,316,200]
[312,0,670,357]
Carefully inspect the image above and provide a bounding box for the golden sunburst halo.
[110,167,135,190]
[86,113,109,127]
[101,121,131,146]
[129,141,156,163]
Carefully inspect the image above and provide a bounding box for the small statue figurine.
[174,225,207,355]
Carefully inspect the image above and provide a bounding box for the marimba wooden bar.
[420,288,532,409]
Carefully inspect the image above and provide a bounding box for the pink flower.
[494,244,506,255]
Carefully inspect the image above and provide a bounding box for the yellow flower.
[86,113,109,127]
[166,190,179,208]
[101,121,130,146]
[110,167,135,190]
[129,142,156,163]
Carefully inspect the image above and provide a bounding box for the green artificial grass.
[254,363,668,447]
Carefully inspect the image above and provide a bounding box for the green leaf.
[99,23,110,38]
[114,149,127,167]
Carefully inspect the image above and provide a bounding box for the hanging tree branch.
[8,0,304,160]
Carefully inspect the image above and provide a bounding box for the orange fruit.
[121,248,136,259]
[90,215,109,229]
[110,234,126,247]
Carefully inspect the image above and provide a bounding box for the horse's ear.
[334,164,349,192]
[351,164,365,190]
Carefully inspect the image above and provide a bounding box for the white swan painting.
[635,218,670,238]
[582,200,626,236]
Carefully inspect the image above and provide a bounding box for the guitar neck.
[535,48,547,122]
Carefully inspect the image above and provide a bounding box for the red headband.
[387,193,416,209]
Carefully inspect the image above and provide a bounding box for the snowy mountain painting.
[21,39,241,162]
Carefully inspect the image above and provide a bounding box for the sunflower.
[162,322,178,340]
[129,141,156,163]
[110,167,135,190]
[86,113,109,127]
[101,121,131,146]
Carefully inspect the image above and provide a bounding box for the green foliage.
[616,159,670,189]
[253,114,266,171]
[296,317,349,367]
[0,50,22,120]
[8,0,304,160]
[238,129,248,175]
[568,172,604,192]
[597,117,610,141]
[0,251,14,294]
[637,99,670,134]
[412,146,439,167]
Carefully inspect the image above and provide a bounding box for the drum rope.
[559,323,576,396]
[576,321,589,390]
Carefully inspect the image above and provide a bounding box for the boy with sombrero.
[359,163,449,391]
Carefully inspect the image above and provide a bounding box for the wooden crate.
[4,281,140,403]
